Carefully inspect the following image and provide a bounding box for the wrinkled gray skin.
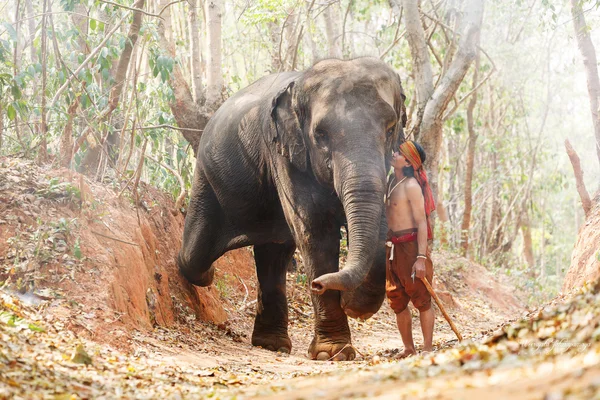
[178,58,406,361]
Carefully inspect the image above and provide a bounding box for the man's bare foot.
[394,348,416,359]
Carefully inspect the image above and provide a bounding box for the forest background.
[0,0,599,305]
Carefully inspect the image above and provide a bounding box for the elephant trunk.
[311,159,385,293]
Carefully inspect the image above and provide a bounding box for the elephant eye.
[386,125,396,137]
[314,128,329,150]
[315,128,327,138]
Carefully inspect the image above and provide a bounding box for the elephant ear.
[269,81,307,172]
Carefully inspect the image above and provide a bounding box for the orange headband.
[399,141,423,171]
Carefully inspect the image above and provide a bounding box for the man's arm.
[407,180,428,278]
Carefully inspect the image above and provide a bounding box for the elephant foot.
[308,335,356,361]
[251,331,292,354]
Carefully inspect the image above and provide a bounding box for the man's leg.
[419,307,435,352]
[395,308,416,358]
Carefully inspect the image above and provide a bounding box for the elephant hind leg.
[251,241,295,353]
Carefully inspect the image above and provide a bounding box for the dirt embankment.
[0,157,525,347]
[563,193,600,292]
[0,158,255,349]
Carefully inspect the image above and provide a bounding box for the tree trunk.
[14,0,22,71]
[77,0,145,172]
[116,41,143,174]
[188,0,204,105]
[0,102,3,153]
[13,0,22,148]
[487,151,501,254]
[341,0,354,57]
[447,135,459,227]
[477,192,488,260]
[159,0,208,154]
[460,55,480,257]
[304,18,319,64]
[540,194,545,279]
[400,0,433,136]
[38,0,48,163]
[72,4,89,52]
[565,139,593,217]
[25,0,37,94]
[436,185,449,246]
[61,93,79,168]
[520,210,535,275]
[418,0,483,201]
[323,2,342,59]
[401,0,484,205]
[570,0,600,173]
[205,0,223,111]
[108,0,145,113]
[269,20,283,71]
[25,0,40,142]
[60,4,87,168]
[283,10,298,70]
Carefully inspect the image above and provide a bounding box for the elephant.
[177,57,407,361]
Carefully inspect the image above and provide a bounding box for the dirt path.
[0,259,524,399]
[3,157,598,399]
[3,277,600,399]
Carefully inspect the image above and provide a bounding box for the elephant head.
[269,58,406,317]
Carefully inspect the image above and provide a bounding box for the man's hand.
[412,258,426,279]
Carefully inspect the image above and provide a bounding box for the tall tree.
[25,0,36,88]
[59,4,88,167]
[189,0,204,105]
[460,54,480,257]
[570,0,600,182]
[323,1,342,58]
[38,0,48,163]
[205,0,223,111]
[13,0,22,149]
[399,0,485,200]
[158,0,208,153]
[269,20,283,71]
[76,0,146,173]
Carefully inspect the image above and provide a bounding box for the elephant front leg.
[251,242,295,353]
[305,239,356,361]
[309,289,355,361]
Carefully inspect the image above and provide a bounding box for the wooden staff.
[420,276,463,342]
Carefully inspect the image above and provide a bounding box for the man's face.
[391,151,411,170]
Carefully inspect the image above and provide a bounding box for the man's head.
[392,140,426,177]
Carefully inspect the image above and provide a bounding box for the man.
[385,140,435,358]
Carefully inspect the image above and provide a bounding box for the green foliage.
[60,0,79,11]
[73,238,83,260]
[149,50,175,83]
[239,0,303,25]
[296,273,308,286]
[215,276,231,299]
[0,311,45,332]
[42,178,82,202]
